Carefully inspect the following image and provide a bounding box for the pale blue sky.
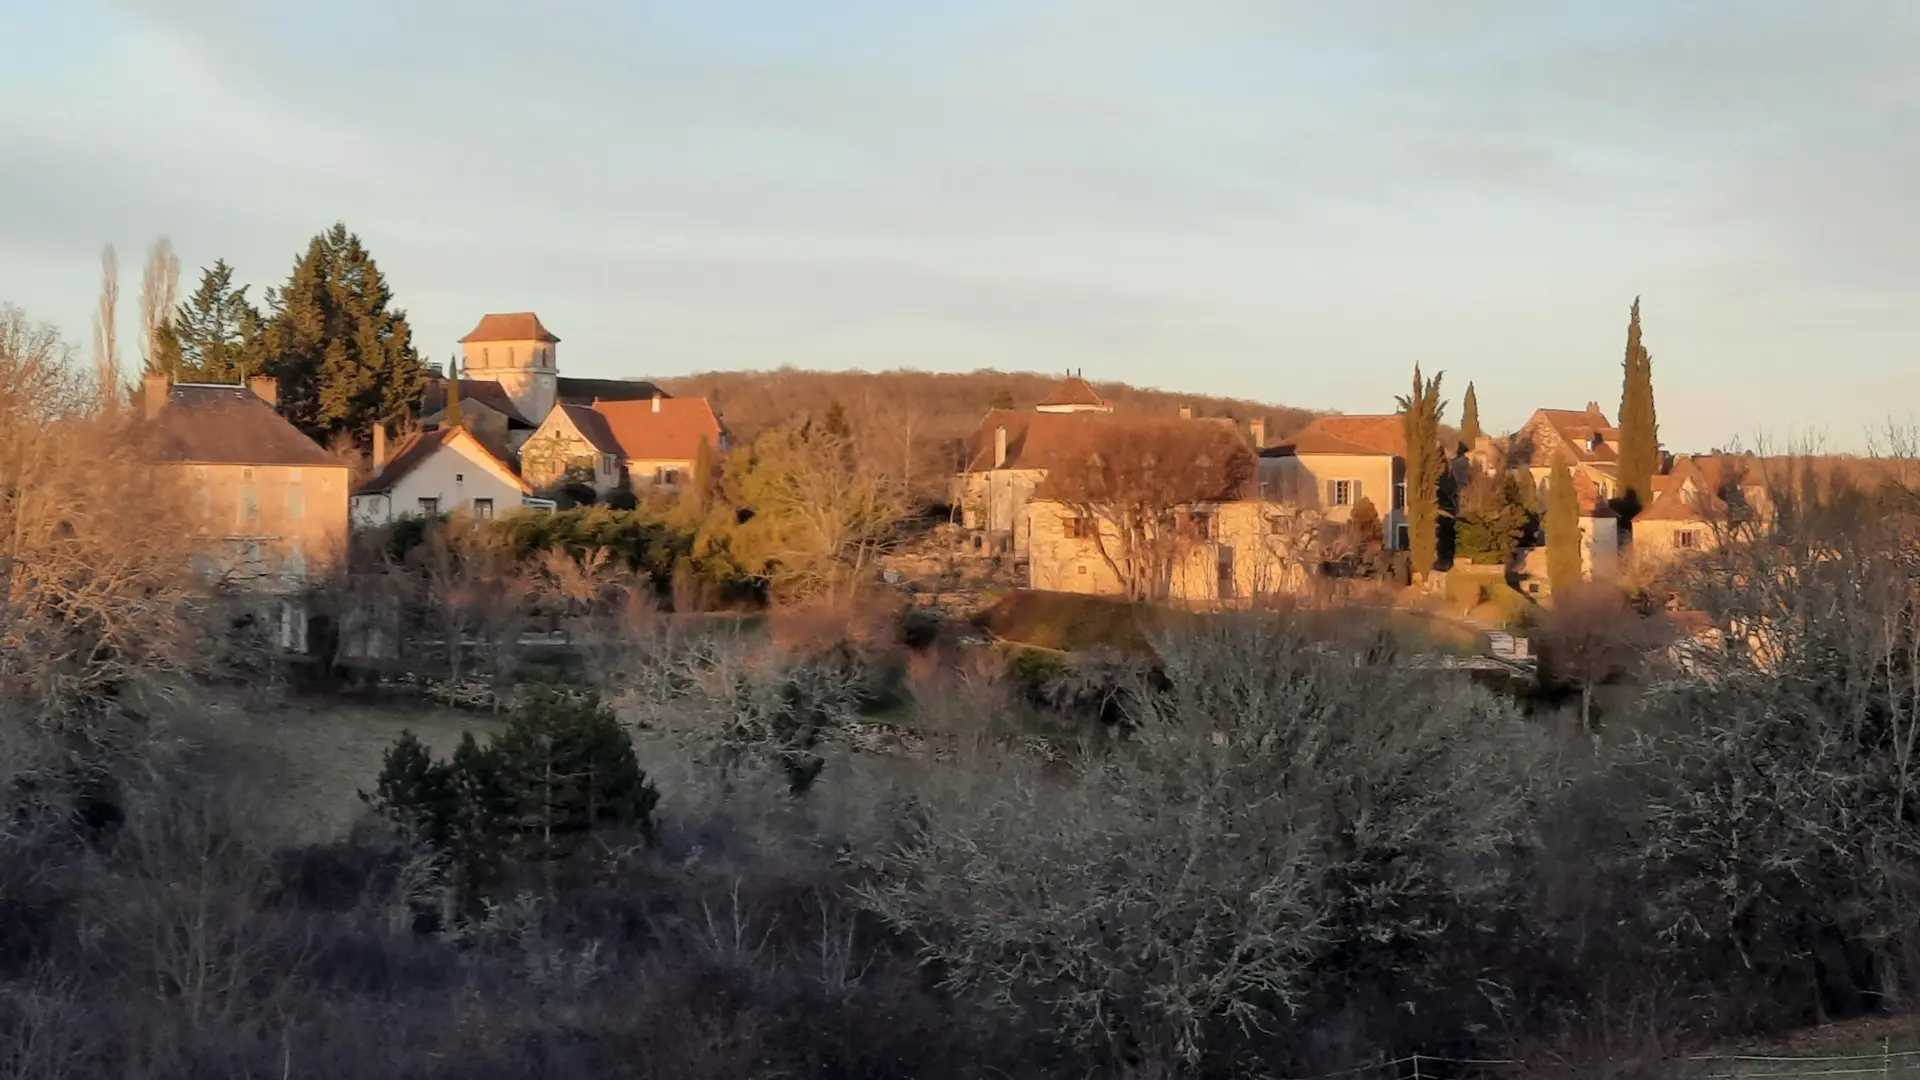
[2,1,1916,449]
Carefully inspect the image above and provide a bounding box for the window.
[242,467,254,482]
[1395,481,1407,511]
[285,488,305,520]
[473,498,494,519]
[1676,529,1702,550]
[483,348,490,366]
[661,468,681,485]
[1065,516,1096,539]
[1182,512,1215,541]
[417,497,440,517]
[454,472,464,483]
[239,486,259,526]
[1266,516,1290,536]
[602,454,617,474]
[1332,480,1354,507]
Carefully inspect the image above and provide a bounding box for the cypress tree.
[264,222,426,444]
[155,260,266,383]
[443,375,463,430]
[1397,365,1447,579]
[1616,297,1660,517]
[1460,382,1483,451]
[1546,454,1583,592]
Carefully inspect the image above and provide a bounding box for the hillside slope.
[657,367,1319,455]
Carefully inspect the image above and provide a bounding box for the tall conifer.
[1460,382,1483,451]
[1616,297,1659,516]
[1397,365,1447,579]
[153,260,266,383]
[1546,454,1583,591]
[265,222,425,443]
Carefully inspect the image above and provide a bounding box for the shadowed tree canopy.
[264,222,426,444]
[1616,297,1660,517]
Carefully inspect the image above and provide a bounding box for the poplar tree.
[1397,365,1447,579]
[1460,382,1483,451]
[443,376,464,430]
[1546,454,1583,592]
[264,222,426,444]
[1616,297,1660,517]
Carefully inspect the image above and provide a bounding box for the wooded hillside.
[656,367,1318,458]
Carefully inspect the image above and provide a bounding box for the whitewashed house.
[351,423,545,527]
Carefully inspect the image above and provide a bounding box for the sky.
[2,0,1917,451]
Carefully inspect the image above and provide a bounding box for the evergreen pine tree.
[1615,297,1660,517]
[688,435,716,515]
[264,222,426,443]
[1460,382,1483,451]
[1397,365,1447,579]
[155,260,266,383]
[1546,454,1583,592]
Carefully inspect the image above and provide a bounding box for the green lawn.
[167,692,500,845]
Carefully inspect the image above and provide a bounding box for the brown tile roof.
[1037,375,1111,409]
[421,377,534,427]
[1532,404,1621,464]
[557,403,623,456]
[964,409,1250,482]
[1026,415,1255,502]
[459,312,559,344]
[148,385,342,468]
[1270,414,1408,458]
[354,427,531,496]
[556,377,666,406]
[592,397,723,463]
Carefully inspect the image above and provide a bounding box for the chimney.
[372,422,389,471]
[1178,405,1193,420]
[143,371,170,420]
[994,425,1008,469]
[652,392,662,414]
[1249,418,1266,449]
[248,376,278,407]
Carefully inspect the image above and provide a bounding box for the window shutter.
[1352,479,1362,507]
[1326,480,1336,507]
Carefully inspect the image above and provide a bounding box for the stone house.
[1628,455,1769,566]
[144,373,349,651]
[1025,497,1322,603]
[519,393,725,495]
[1257,414,1410,550]
[1508,403,1626,503]
[955,374,1223,558]
[351,423,537,527]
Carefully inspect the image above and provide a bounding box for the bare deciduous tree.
[1533,582,1673,732]
[138,235,180,376]
[0,305,209,732]
[91,246,120,409]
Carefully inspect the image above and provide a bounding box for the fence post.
[1884,1036,1892,1079]
[1411,1054,1423,1080]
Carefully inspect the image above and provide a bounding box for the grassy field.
[164,691,499,845]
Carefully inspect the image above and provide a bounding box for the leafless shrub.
[861,616,1556,1071]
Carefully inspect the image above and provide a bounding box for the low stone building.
[1257,414,1410,550]
[352,423,537,527]
[520,393,725,495]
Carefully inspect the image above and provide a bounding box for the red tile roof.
[148,384,342,468]
[354,427,531,497]
[1037,375,1111,410]
[591,397,722,463]
[458,312,559,344]
[1273,414,1408,458]
[1636,486,1716,523]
